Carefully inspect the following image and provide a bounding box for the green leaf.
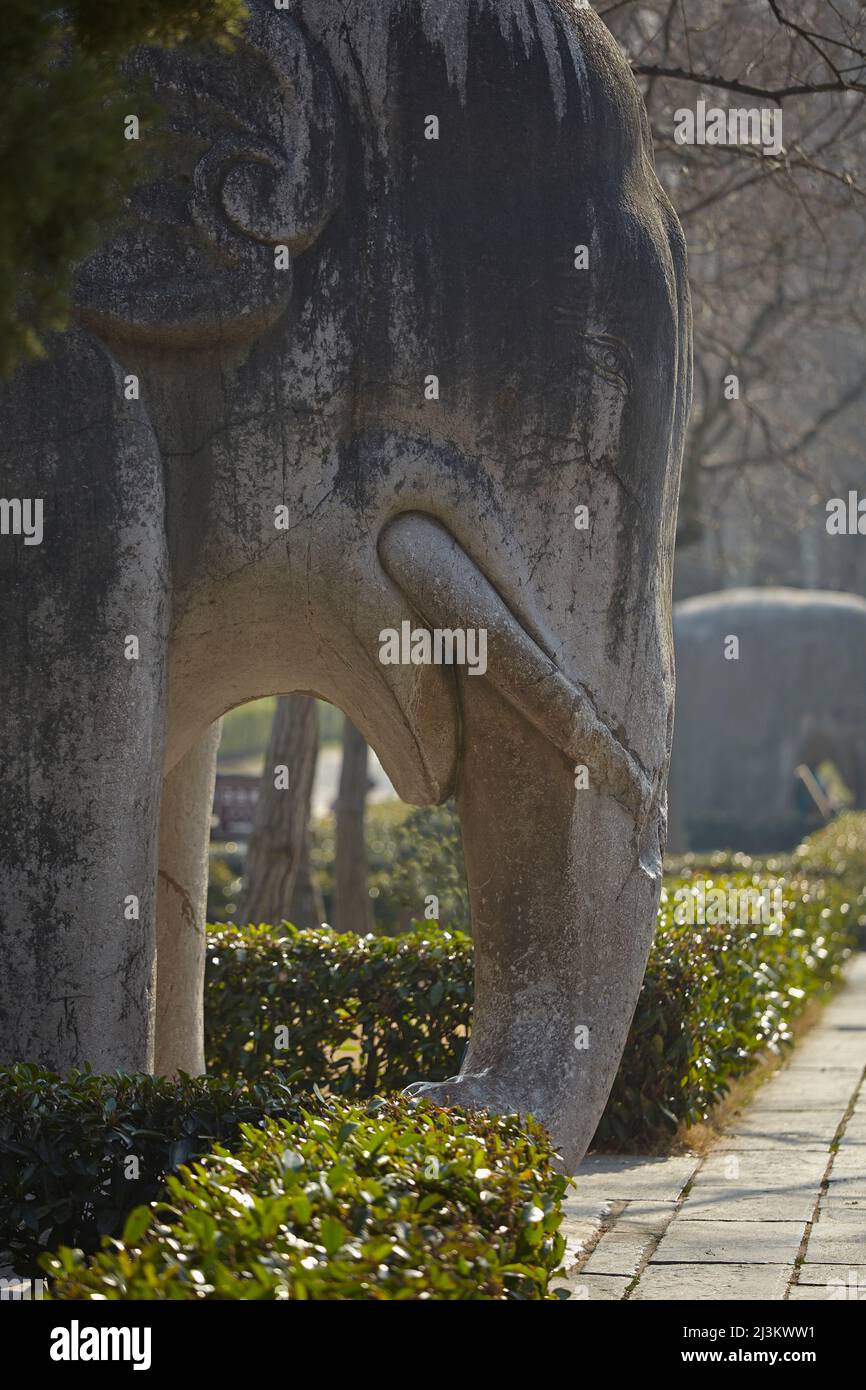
[121,1205,152,1246]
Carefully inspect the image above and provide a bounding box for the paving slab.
[794,1264,866,1288]
[559,1191,612,1226]
[554,1273,633,1301]
[717,1106,839,1139]
[676,1184,817,1223]
[714,1131,832,1153]
[572,1154,698,1202]
[824,1171,866,1200]
[815,1199,866,1224]
[558,1188,610,1263]
[650,1220,805,1265]
[632,1262,790,1301]
[820,1195,866,1217]
[615,1200,679,1232]
[825,1146,866,1182]
[787,1282,866,1301]
[580,1226,657,1278]
[783,1045,861,1067]
[801,1222,866,1265]
[783,1044,863,1070]
[559,1219,605,1267]
[695,1151,828,1187]
[754,1075,856,1110]
[838,1110,866,1141]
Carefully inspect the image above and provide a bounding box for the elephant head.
[11,0,690,1170]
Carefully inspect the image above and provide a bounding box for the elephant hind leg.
[154,724,221,1076]
[0,333,168,1073]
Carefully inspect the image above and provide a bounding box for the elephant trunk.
[379,513,663,1170]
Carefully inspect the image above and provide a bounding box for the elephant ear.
[190,8,345,263]
[73,4,345,347]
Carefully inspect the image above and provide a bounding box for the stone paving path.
[557,952,866,1301]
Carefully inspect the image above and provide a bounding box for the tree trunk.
[334,717,371,934]
[240,695,319,925]
[289,824,326,928]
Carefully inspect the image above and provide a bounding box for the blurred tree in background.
[605,0,866,558]
[240,695,320,926]
[309,803,470,937]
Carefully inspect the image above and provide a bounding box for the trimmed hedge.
[207,871,857,1150]
[667,812,866,884]
[0,1067,297,1272]
[44,1099,567,1301]
[206,923,473,1092]
[597,871,855,1146]
[794,810,866,883]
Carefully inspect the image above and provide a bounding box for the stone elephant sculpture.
[668,588,866,854]
[0,0,690,1169]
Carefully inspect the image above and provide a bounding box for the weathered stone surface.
[825,1172,866,1200]
[785,1058,863,1074]
[668,588,866,852]
[825,1142,866,1186]
[580,1226,657,1278]
[0,334,169,1072]
[570,1156,699,1201]
[695,1151,829,1188]
[819,1185,866,1216]
[633,1262,790,1301]
[753,1073,857,1111]
[553,1273,634,1301]
[714,1112,836,1152]
[0,0,691,1170]
[154,725,221,1075]
[558,1191,611,1264]
[614,1200,680,1232]
[787,1282,865,1300]
[802,1222,866,1266]
[650,1220,805,1264]
[821,1195,866,1217]
[679,1186,817,1224]
[841,1107,866,1141]
[794,1263,866,1288]
[560,1192,614,1226]
[560,1221,606,1268]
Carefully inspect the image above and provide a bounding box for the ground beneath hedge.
[558,953,866,1301]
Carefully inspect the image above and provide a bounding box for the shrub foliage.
[794,810,866,883]
[597,871,856,1145]
[206,871,856,1149]
[44,1099,567,1301]
[206,923,473,1092]
[0,1067,296,1271]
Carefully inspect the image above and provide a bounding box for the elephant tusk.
[378,512,654,820]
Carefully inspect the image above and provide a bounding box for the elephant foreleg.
[154,723,221,1076]
[0,333,168,1073]
[407,680,662,1172]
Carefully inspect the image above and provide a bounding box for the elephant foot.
[403,1066,583,1172]
[404,1070,518,1113]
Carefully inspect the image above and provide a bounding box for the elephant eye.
[580,337,632,392]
